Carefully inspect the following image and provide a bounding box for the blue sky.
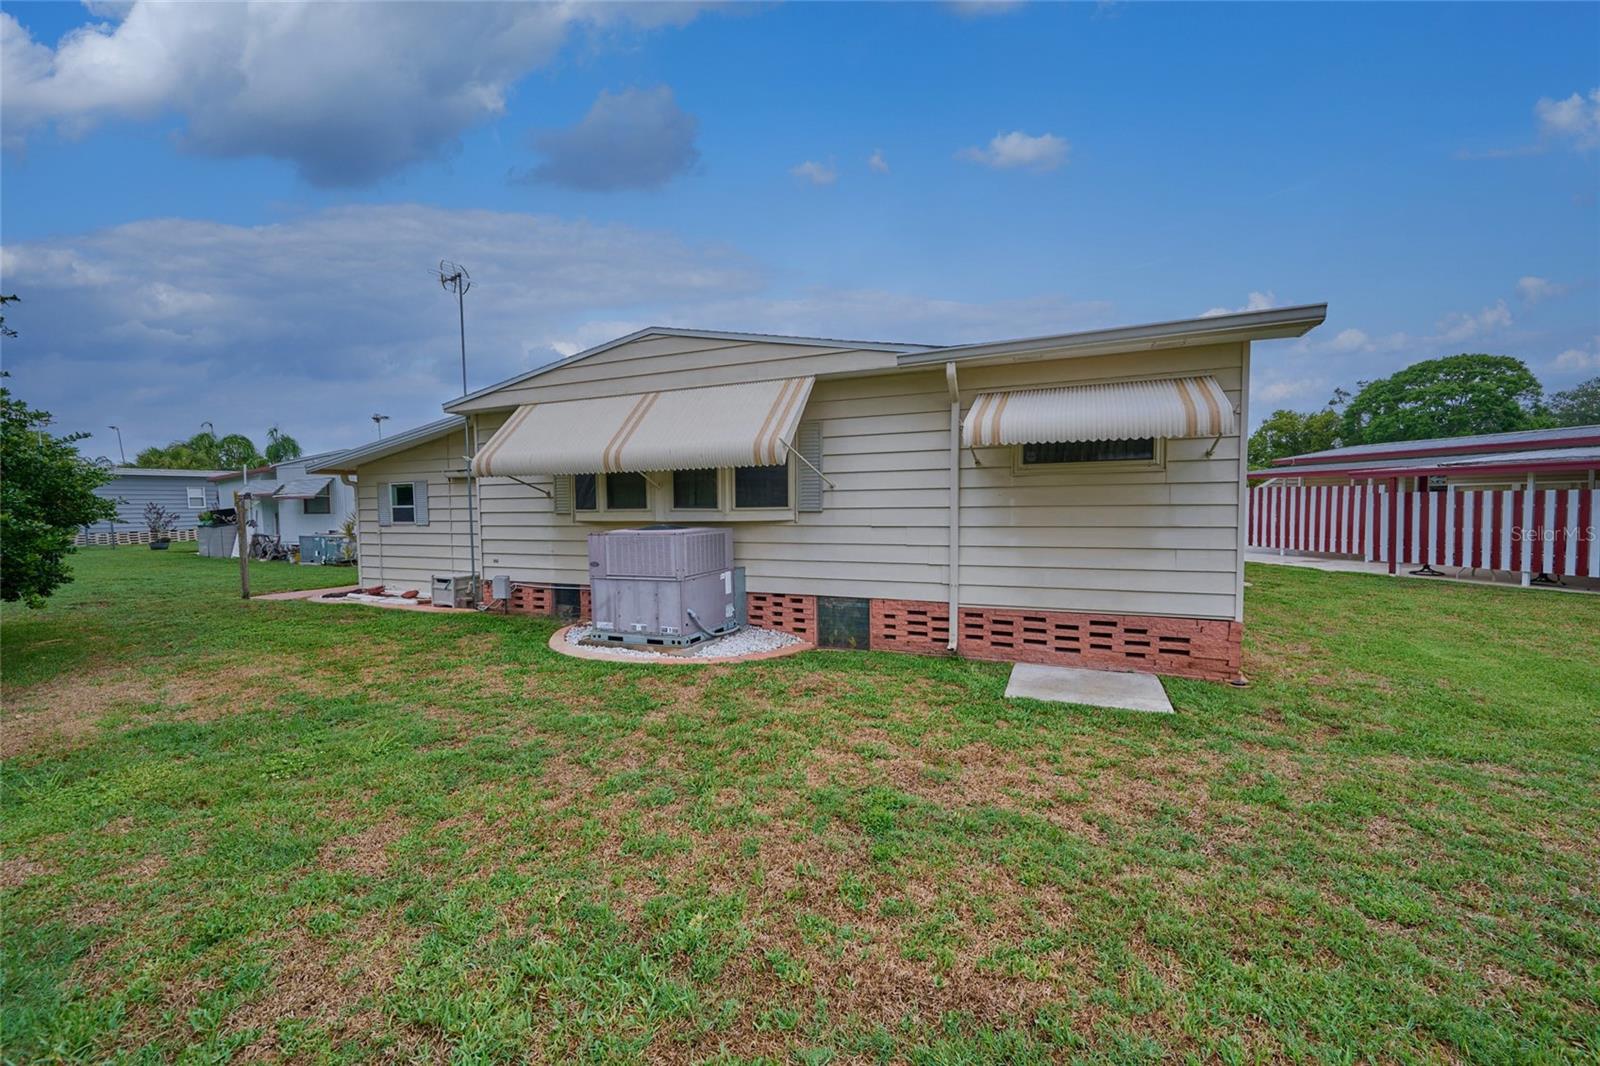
[2,1,1596,459]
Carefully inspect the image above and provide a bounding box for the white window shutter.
[796,422,824,513]
[412,481,429,526]
[553,474,574,515]
[377,482,392,526]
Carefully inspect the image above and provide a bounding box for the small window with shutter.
[389,483,416,523]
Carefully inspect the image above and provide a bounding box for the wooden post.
[234,491,250,600]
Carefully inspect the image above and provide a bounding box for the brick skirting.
[482,582,1238,681]
[745,593,816,641]
[873,597,1242,682]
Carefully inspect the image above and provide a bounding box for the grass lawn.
[2,544,1597,1063]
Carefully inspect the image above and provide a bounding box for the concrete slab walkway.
[1004,663,1174,713]
[1245,549,1598,593]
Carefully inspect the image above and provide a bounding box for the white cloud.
[1255,377,1329,405]
[868,148,889,174]
[1536,88,1600,152]
[0,2,706,185]
[519,86,699,191]
[1553,337,1600,372]
[1326,328,1372,353]
[944,1,1025,17]
[1515,275,1570,304]
[957,130,1068,172]
[1435,300,1512,344]
[0,205,760,455]
[791,159,837,185]
[0,204,1120,459]
[1200,291,1276,318]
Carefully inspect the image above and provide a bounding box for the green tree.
[1248,407,1343,469]
[135,429,264,470]
[0,378,118,606]
[1340,354,1545,445]
[0,293,17,339]
[1547,377,1600,427]
[264,425,302,463]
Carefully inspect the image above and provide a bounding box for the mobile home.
[312,305,1328,681]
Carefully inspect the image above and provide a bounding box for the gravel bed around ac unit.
[563,624,804,660]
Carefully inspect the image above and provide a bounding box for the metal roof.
[963,376,1235,447]
[306,416,466,473]
[898,304,1328,368]
[111,466,231,478]
[1271,424,1600,466]
[446,327,934,411]
[1250,444,1600,480]
[444,307,1326,414]
[274,475,334,499]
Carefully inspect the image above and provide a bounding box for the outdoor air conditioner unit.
[432,573,476,609]
[587,526,743,647]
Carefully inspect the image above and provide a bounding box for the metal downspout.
[946,362,961,652]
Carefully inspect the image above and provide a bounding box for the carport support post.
[1386,477,1399,575]
[1521,472,1534,587]
[234,491,250,600]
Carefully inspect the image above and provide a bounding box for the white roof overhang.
[963,376,1235,448]
[472,377,815,477]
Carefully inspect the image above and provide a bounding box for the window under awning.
[472,377,816,477]
[273,476,333,499]
[962,375,1235,448]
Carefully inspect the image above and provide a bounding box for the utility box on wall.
[587,526,739,647]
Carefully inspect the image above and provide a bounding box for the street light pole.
[372,414,389,439]
[108,425,126,464]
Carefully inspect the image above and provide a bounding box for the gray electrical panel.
[587,527,740,647]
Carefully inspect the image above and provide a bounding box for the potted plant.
[144,502,179,550]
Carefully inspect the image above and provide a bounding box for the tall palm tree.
[265,425,302,464]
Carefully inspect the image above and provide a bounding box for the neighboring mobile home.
[211,450,358,548]
[85,467,228,543]
[312,305,1328,681]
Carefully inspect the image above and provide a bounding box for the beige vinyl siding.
[352,433,473,594]
[955,343,1244,619]
[366,336,1248,621]
[472,372,954,602]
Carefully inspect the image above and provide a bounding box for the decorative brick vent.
[746,593,816,639]
[869,597,1241,682]
[871,600,951,653]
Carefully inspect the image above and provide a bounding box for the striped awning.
[472,377,815,477]
[962,376,1235,448]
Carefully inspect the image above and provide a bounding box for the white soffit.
[963,376,1235,447]
[472,377,816,476]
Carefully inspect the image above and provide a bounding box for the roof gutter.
[1271,431,1600,467]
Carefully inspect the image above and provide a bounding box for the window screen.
[186,487,206,508]
[574,473,597,511]
[1021,439,1156,465]
[606,472,648,510]
[303,488,331,515]
[734,465,788,509]
[390,482,416,523]
[673,469,718,509]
